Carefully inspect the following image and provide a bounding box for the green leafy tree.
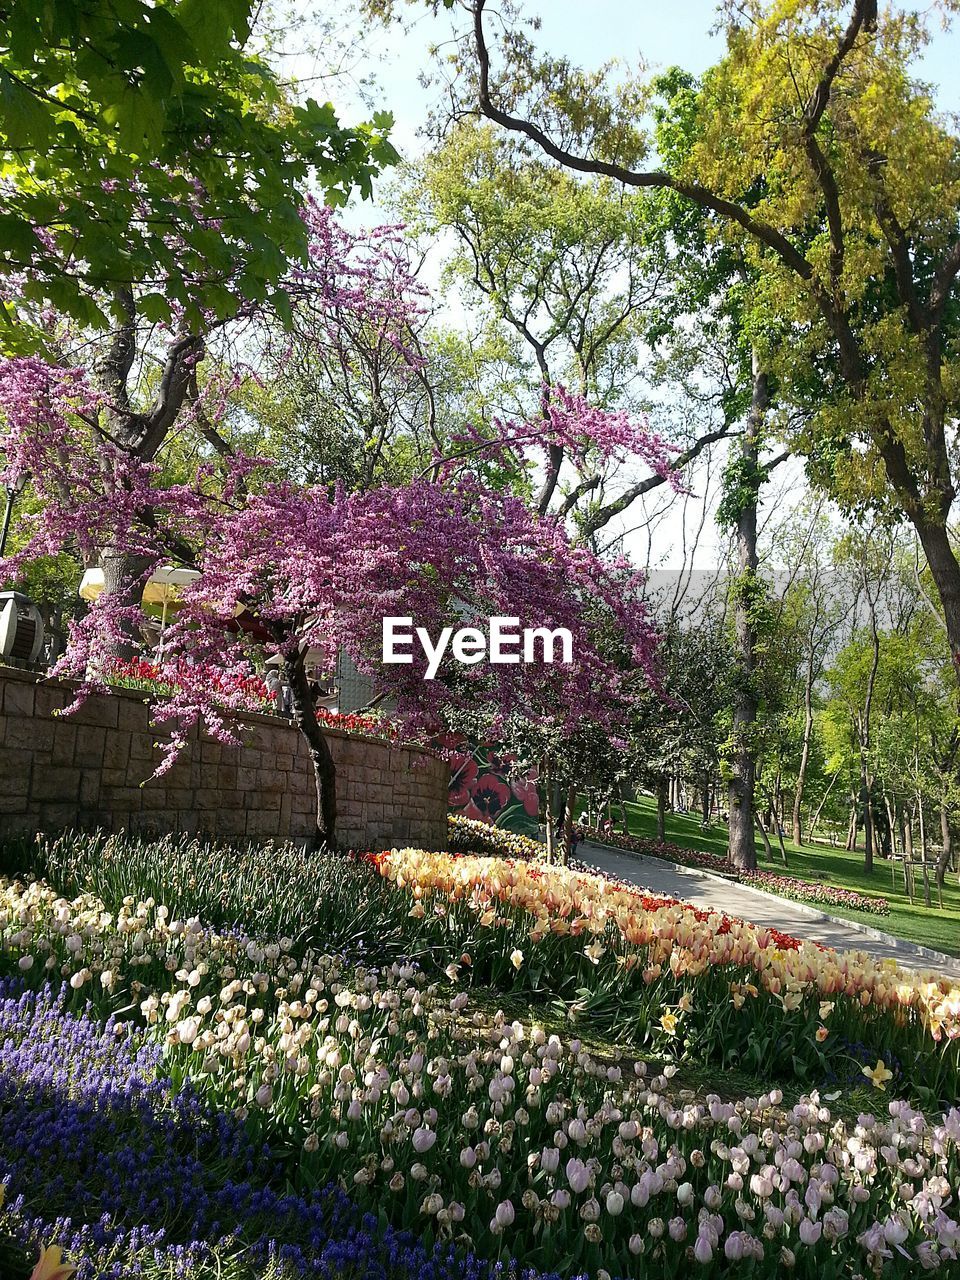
[0,0,397,344]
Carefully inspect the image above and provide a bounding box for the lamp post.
[0,473,28,559]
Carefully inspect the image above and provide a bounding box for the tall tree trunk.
[917,795,932,908]
[792,646,816,845]
[543,761,555,864]
[656,775,668,843]
[860,775,874,874]
[616,778,629,834]
[284,650,337,850]
[100,547,156,662]
[563,783,576,865]
[701,771,711,825]
[915,519,960,677]
[860,637,880,874]
[845,797,858,852]
[756,815,774,860]
[727,354,767,872]
[807,771,838,844]
[884,792,899,857]
[937,803,953,890]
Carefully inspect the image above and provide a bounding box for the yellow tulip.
[862,1059,894,1089]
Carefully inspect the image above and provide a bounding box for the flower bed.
[105,658,403,743]
[2,831,960,1278]
[577,825,891,916]
[1,861,959,1277]
[370,848,959,1100]
[0,981,542,1280]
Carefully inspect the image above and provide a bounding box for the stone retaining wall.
[0,666,448,849]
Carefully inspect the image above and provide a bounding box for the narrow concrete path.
[578,839,960,977]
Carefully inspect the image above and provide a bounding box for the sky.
[284,2,960,576]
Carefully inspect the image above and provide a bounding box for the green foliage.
[0,0,398,347]
[13,827,415,958]
[716,453,768,529]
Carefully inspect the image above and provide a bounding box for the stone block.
[215,808,248,837]
[99,785,144,813]
[37,802,81,829]
[2,679,35,718]
[4,718,54,753]
[102,731,133,771]
[129,732,154,761]
[31,764,82,804]
[50,722,78,766]
[140,786,170,811]
[125,761,152,789]
[201,742,222,765]
[0,811,40,835]
[0,747,30,793]
[217,763,239,790]
[118,699,150,733]
[254,769,286,795]
[246,809,281,837]
[34,686,69,719]
[74,725,107,767]
[71,697,119,728]
[236,765,258,794]
[79,771,101,807]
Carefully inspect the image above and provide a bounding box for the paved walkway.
[579,839,960,977]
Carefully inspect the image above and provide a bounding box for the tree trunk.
[284,651,337,850]
[756,815,774,860]
[884,793,899,858]
[543,763,555,864]
[845,798,858,852]
[792,648,816,845]
[99,547,155,662]
[807,771,838,843]
[917,795,932,908]
[771,807,789,866]
[563,783,576,865]
[656,775,668,843]
[915,519,960,677]
[701,771,711,825]
[937,803,953,890]
[616,778,629,834]
[860,775,874,874]
[727,354,767,872]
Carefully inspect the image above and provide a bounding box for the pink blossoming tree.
[0,355,659,846]
[0,208,679,849]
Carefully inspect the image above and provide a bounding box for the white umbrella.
[79,565,203,645]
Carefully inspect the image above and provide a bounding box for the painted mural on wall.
[447,740,540,836]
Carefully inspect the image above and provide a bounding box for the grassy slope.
[610,795,960,959]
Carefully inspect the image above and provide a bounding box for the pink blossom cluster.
[445,382,680,486]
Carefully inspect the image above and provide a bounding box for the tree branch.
[581,420,736,536]
[472,0,817,286]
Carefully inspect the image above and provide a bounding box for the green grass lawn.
[610,794,960,959]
